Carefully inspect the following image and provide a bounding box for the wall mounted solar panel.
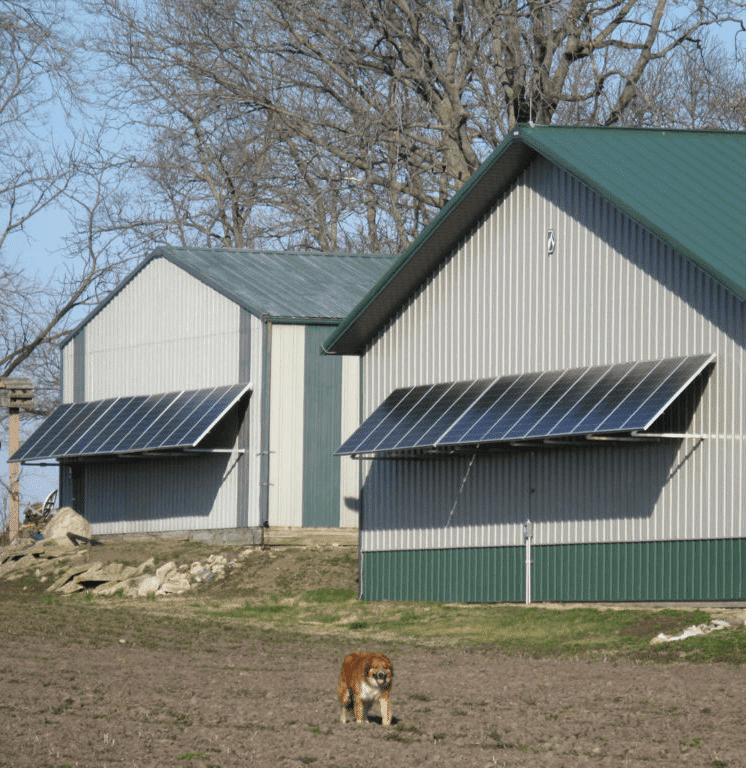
[9,402,79,462]
[336,354,714,455]
[10,384,251,462]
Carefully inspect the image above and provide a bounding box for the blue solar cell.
[335,354,714,455]
[336,388,412,455]
[65,398,138,455]
[127,390,207,451]
[11,384,251,461]
[617,355,712,431]
[497,371,567,441]
[547,364,631,437]
[381,383,452,451]
[354,385,431,453]
[438,376,521,445]
[10,403,77,461]
[48,400,117,457]
[158,385,245,449]
[572,360,660,434]
[87,395,155,454]
[415,379,493,448]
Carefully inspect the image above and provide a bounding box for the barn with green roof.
[326,125,746,602]
[13,246,394,541]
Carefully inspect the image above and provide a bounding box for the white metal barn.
[326,125,746,602]
[14,246,393,541]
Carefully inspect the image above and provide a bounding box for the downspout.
[524,519,533,605]
[524,450,535,605]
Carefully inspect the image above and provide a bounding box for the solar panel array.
[11,384,251,462]
[337,354,714,456]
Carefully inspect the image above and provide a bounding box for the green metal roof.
[325,125,746,355]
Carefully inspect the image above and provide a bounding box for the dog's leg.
[354,697,367,724]
[338,683,352,723]
[379,692,392,726]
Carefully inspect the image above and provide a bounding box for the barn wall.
[58,256,264,533]
[360,157,746,561]
[83,257,241,395]
[268,324,305,526]
[267,324,361,528]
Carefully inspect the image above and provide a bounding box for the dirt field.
[2,541,746,767]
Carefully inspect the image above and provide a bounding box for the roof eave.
[324,131,538,355]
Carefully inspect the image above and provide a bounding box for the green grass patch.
[301,588,356,603]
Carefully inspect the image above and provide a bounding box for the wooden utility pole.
[0,378,34,543]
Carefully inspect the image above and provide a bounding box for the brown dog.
[338,652,393,725]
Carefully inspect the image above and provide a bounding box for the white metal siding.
[361,157,746,553]
[267,324,305,526]
[85,455,241,535]
[59,256,260,533]
[339,354,361,527]
[83,258,240,397]
[245,313,264,527]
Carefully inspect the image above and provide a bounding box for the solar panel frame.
[11,384,252,461]
[156,384,247,450]
[9,402,77,462]
[335,354,715,456]
[336,388,413,455]
[354,385,433,454]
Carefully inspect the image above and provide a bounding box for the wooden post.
[8,405,19,543]
[1,377,34,543]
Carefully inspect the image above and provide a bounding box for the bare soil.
[1,541,745,768]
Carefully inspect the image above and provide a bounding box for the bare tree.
[89,0,746,254]
[0,4,133,405]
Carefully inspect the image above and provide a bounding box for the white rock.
[42,507,92,544]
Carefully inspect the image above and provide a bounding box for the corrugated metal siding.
[361,539,746,602]
[85,455,241,535]
[302,325,342,526]
[60,257,261,533]
[83,258,241,397]
[534,539,746,601]
[267,324,305,526]
[339,355,361,527]
[362,548,524,602]
[360,156,746,556]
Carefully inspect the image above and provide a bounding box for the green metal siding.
[535,540,746,601]
[362,547,524,602]
[302,326,342,526]
[362,540,746,602]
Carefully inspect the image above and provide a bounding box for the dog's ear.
[364,661,371,676]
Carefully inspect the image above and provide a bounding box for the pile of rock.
[0,508,253,597]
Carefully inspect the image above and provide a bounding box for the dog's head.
[364,653,393,690]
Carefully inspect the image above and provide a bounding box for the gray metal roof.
[63,247,396,345]
[154,246,396,322]
[325,125,746,355]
